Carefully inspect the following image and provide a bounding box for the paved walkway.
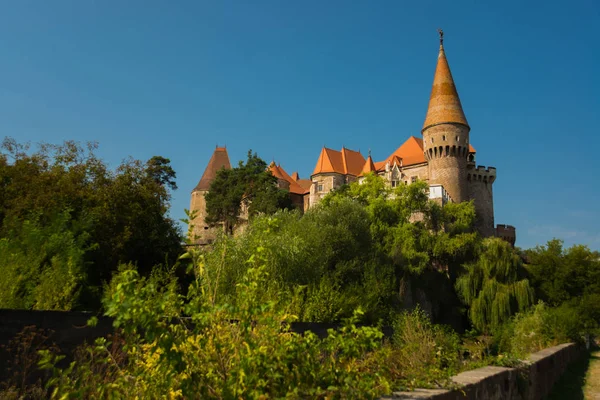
[585,350,600,400]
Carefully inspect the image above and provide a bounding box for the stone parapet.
[382,343,582,400]
[467,165,496,184]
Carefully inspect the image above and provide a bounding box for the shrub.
[39,249,396,399]
[391,307,462,389]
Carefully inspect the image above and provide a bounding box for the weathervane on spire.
[438,28,444,45]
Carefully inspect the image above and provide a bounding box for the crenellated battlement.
[496,224,516,246]
[467,165,496,184]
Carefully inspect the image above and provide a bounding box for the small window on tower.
[431,138,434,143]
[411,176,417,183]
[317,184,323,192]
[456,136,460,142]
[442,135,446,141]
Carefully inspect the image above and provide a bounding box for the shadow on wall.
[547,349,596,400]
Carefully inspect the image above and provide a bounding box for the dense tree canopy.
[0,138,182,310]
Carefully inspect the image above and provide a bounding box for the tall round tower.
[422,31,470,203]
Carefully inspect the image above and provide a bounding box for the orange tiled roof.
[291,171,300,181]
[269,163,309,195]
[383,136,426,167]
[193,147,231,191]
[374,161,386,172]
[312,147,366,176]
[297,179,313,191]
[469,144,476,153]
[360,155,377,176]
[422,42,469,132]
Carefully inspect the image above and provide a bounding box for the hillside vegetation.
[1,140,599,399]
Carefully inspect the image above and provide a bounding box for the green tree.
[205,150,291,234]
[525,239,600,306]
[455,237,534,333]
[0,138,182,309]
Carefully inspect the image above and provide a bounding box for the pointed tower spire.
[422,30,469,132]
[193,147,231,192]
[360,155,377,176]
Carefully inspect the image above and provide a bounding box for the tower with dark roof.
[189,147,231,244]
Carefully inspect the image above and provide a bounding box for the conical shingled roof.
[193,147,231,191]
[360,155,377,176]
[422,42,469,132]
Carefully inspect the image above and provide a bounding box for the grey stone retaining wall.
[384,342,581,400]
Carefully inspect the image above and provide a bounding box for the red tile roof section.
[193,147,231,191]
[269,163,309,195]
[383,136,426,167]
[312,147,365,176]
[296,179,312,190]
[374,161,386,172]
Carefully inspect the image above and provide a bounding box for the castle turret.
[422,30,470,203]
[189,147,231,244]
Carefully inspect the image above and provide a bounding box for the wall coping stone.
[382,343,582,400]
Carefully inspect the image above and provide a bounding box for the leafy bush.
[495,300,599,357]
[390,307,462,388]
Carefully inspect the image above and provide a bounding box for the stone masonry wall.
[189,190,222,245]
[467,167,496,238]
[384,343,582,400]
[422,123,470,203]
[309,173,345,207]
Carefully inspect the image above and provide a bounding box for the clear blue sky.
[1,1,599,250]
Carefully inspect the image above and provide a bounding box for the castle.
[190,34,516,246]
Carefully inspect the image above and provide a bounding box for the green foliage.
[526,239,600,306]
[455,238,534,333]
[0,138,182,309]
[494,300,599,358]
[200,199,397,323]
[391,307,462,388]
[0,211,87,310]
[205,150,291,234]
[40,249,396,399]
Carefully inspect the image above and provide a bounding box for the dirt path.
[585,350,600,400]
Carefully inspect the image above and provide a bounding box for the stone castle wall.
[384,343,582,400]
[309,173,346,206]
[189,190,222,245]
[467,166,496,238]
